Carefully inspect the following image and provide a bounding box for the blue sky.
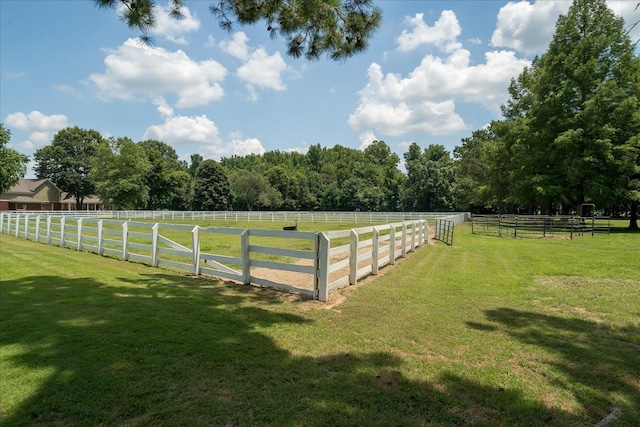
[2,1,639,177]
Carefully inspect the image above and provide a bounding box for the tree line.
[1,0,638,229]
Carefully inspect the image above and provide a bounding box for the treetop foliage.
[93,0,382,60]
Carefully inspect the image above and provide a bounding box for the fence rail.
[2,209,463,224]
[0,212,441,301]
[471,214,610,238]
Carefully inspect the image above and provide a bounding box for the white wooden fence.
[0,212,430,301]
[1,209,459,224]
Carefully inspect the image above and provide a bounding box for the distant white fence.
[3,210,462,224]
[0,212,433,301]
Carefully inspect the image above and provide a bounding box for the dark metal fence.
[471,215,610,239]
[434,219,455,245]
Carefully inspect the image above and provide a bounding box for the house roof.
[2,178,61,195]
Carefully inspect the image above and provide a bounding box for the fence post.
[122,220,129,261]
[349,230,358,285]
[416,221,423,248]
[192,226,200,275]
[46,216,52,245]
[570,218,574,240]
[241,229,250,285]
[372,227,379,275]
[35,215,41,243]
[316,233,330,301]
[15,214,20,237]
[24,214,30,239]
[410,221,416,252]
[401,223,407,258]
[424,220,429,245]
[77,218,83,251]
[389,226,396,265]
[0,212,3,234]
[150,223,159,267]
[97,220,104,255]
[60,216,66,248]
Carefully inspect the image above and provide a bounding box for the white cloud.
[358,132,378,150]
[219,32,251,60]
[349,47,530,137]
[197,131,266,159]
[144,114,221,144]
[152,96,174,118]
[491,1,640,55]
[220,32,291,97]
[151,4,200,45]
[5,111,69,150]
[17,131,56,151]
[5,110,69,131]
[491,1,569,55]
[284,143,309,154]
[88,38,226,108]
[396,11,462,53]
[205,35,216,48]
[236,48,289,91]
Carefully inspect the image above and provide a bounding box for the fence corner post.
[122,220,129,261]
[151,223,159,267]
[192,226,201,275]
[316,233,330,301]
[349,230,358,285]
[97,219,104,256]
[77,218,83,251]
[241,229,250,285]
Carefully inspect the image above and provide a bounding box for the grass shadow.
[2,245,638,425]
[469,307,640,425]
[1,272,462,425]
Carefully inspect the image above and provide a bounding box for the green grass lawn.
[1,222,638,426]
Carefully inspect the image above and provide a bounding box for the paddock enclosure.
[0,212,467,301]
[471,214,611,239]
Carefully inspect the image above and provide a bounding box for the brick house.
[0,179,103,211]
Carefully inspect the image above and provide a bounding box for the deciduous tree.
[91,137,151,209]
[0,124,29,194]
[139,139,189,210]
[482,0,640,222]
[193,159,233,210]
[34,126,103,209]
